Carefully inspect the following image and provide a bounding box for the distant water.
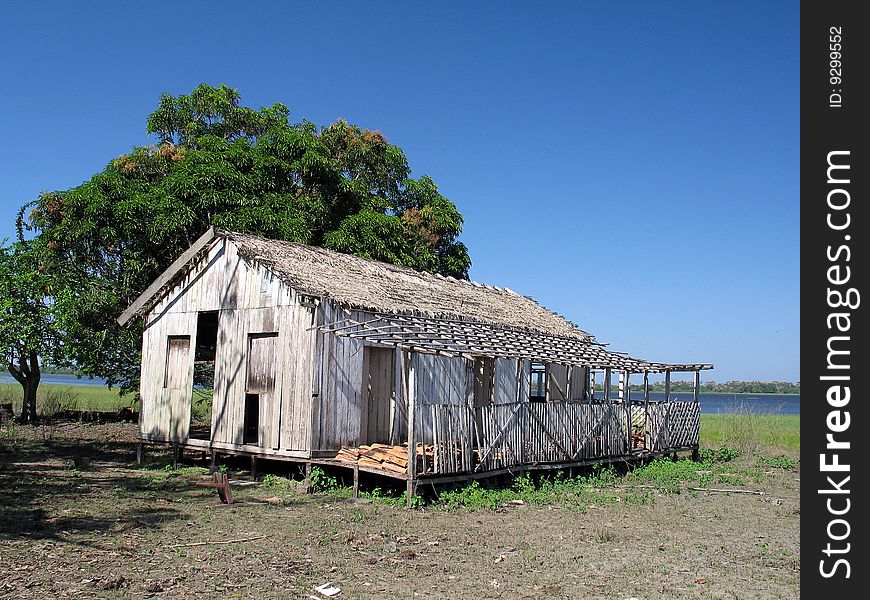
[0,373,108,387]
[3,375,799,415]
[621,392,800,415]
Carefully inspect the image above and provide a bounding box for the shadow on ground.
[0,426,189,546]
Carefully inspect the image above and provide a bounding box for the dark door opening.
[243,393,259,445]
[190,311,220,441]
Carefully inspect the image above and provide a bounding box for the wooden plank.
[391,346,406,444]
[548,363,569,403]
[164,336,192,390]
[568,365,587,402]
[406,351,417,503]
[663,370,671,449]
[245,332,278,448]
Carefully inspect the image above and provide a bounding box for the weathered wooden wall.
[311,302,366,451]
[140,239,316,452]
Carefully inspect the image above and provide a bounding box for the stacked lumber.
[335,443,434,474]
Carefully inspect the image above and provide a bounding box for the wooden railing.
[416,400,700,476]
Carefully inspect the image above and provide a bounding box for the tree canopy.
[22,83,471,392]
[0,238,57,421]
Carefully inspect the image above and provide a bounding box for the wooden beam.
[589,370,596,402]
[663,370,671,449]
[117,226,217,325]
[624,370,632,450]
[664,370,671,404]
[405,351,417,507]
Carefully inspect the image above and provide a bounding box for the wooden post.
[210,451,218,473]
[623,370,632,451]
[617,370,626,403]
[250,455,258,479]
[642,371,650,452]
[304,462,312,493]
[643,372,650,405]
[353,463,360,499]
[663,370,671,449]
[664,370,671,403]
[405,351,417,508]
[692,370,701,461]
[172,443,179,469]
[136,441,144,464]
[603,368,611,404]
[589,370,596,402]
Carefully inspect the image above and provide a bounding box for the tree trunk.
[9,351,40,424]
[23,380,39,423]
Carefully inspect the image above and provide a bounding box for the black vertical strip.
[802,1,868,594]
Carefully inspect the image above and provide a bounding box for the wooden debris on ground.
[335,443,434,474]
[166,534,266,549]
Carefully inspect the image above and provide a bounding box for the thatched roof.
[118,228,711,372]
[227,231,594,342]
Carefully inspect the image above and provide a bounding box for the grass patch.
[701,413,799,456]
[0,383,134,413]
[433,450,768,510]
[758,455,800,469]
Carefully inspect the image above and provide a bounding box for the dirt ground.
[0,421,799,599]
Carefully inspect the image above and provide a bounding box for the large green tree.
[24,84,471,392]
[0,239,57,422]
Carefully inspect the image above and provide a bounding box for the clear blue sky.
[0,2,798,382]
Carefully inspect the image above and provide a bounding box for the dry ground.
[0,421,799,599]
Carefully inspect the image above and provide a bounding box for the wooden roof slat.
[322,313,712,372]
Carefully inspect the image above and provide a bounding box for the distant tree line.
[37,365,81,376]
[594,380,799,395]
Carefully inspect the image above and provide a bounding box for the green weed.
[758,455,799,469]
[261,474,288,488]
[308,466,340,493]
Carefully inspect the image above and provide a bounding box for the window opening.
[529,362,547,402]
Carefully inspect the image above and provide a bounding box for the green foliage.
[308,466,340,493]
[0,424,16,439]
[437,467,623,510]
[37,386,78,418]
[261,474,287,488]
[190,391,213,422]
[758,455,800,469]
[23,84,470,392]
[697,446,741,463]
[0,241,59,421]
[626,459,708,493]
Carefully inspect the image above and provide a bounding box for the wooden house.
[119,228,711,502]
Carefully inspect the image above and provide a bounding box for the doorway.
[361,347,395,444]
[244,332,279,447]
